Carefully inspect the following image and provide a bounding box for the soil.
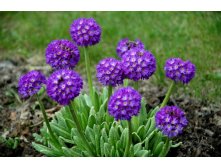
[0,57,221,157]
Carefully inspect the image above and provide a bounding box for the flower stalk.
[69,102,95,156]
[84,47,94,104]
[123,79,129,87]
[160,81,175,108]
[107,86,112,100]
[133,81,139,90]
[124,120,132,157]
[36,94,59,146]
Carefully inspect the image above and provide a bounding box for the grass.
[0,12,221,102]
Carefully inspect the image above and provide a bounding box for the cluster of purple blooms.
[164,58,196,84]
[70,18,102,47]
[18,70,46,98]
[96,39,156,86]
[18,17,195,139]
[108,87,142,120]
[45,39,80,69]
[18,17,102,105]
[116,38,144,58]
[155,106,188,138]
[96,58,124,86]
[46,70,83,105]
[121,48,156,81]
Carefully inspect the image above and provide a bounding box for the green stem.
[68,102,95,156]
[124,121,132,157]
[36,95,59,145]
[160,81,175,108]
[107,86,112,100]
[123,79,129,87]
[133,81,139,90]
[84,47,94,104]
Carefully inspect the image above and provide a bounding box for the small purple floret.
[18,70,46,98]
[121,48,156,81]
[96,58,124,87]
[155,106,188,138]
[116,38,144,58]
[108,87,142,120]
[70,18,102,47]
[164,58,196,84]
[45,39,80,70]
[46,69,83,105]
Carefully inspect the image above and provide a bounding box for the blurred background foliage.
[0,12,220,101]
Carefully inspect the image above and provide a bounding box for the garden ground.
[0,12,221,156]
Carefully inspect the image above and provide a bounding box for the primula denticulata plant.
[17,17,196,157]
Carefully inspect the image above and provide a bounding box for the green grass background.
[0,12,221,101]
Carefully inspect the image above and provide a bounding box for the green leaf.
[84,94,92,107]
[151,131,162,151]
[62,147,82,157]
[144,130,156,150]
[101,128,108,142]
[171,142,182,148]
[159,139,172,157]
[80,112,88,130]
[145,117,156,137]
[135,150,151,157]
[131,116,139,132]
[32,142,62,157]
[88,114,96,128]
[153,141,164,156]
[147,106,159,118]
[93,125,101,156]
[138,98,148,124]
[50,122,71,139]
[64,118,75,131]
[137,125,145,140]
[93,87,100,112]
[108,125,119,146]
[111,146,115,157]
[85,126,96,147]
[132,132,141,143]
[133,143,142,155]
[73,136,87,151]
[101,87,108,102]
[120,128,128,149]
[59,136,75,145]
[104,143,111,157]
[100,136,105,157]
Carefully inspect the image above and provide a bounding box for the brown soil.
[0,58,221,157]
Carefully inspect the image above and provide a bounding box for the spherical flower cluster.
[46,69,83,105]
[121,48,156,81]
[18,70,46,98]
[155,106,188,138]
[96,58,124,87]
[45,39,80,70]
[108,87,142,120]
[164,58,196,84]
[116,38,144,58]
[70,18,102,47]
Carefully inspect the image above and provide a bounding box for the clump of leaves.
[33,87,180,157]
[0,136,20,149]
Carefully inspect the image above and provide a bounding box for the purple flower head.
[108,87,142,120]
[96,58,124,87]
[121,48,156,81]
[18,70,46,98]
[164,58,196,84]
[155,106,188,138]
[46,69,83,105]
[70,18,102,47]
[116,38,145,58]
[45,39,80,70]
